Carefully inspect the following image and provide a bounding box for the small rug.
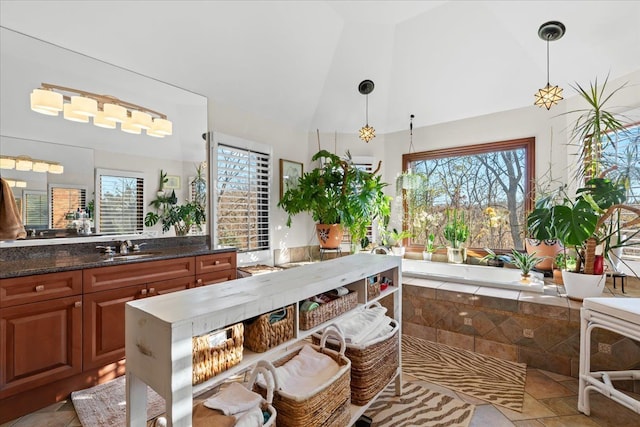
[364,381,474,427]
[71,375,165,426]
[402,335,527,412]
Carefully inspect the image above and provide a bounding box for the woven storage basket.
[253,326,351,427]
[244,305,295,353]
[192,323,244,385]
[299,290,358,331]
[367,274,381,299]
[312,305,400,405]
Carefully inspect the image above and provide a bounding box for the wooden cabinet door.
[82,285,146,370]
[0,295,82,398]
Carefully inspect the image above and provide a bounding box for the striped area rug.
[402,335,527,412]
[365,381,474,426]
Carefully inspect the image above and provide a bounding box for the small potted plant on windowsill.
[481,248,511,268]
[443,209,469,264]
[509,250,544,284]
[387,228,413,257]
[423,233,437,261]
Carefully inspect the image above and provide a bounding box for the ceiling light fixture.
[4,179,27,188]
[534,21,566,110]
[29,83,173,138]
[0,155,64,174]
[358,79,375,143]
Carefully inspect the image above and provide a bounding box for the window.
[216,143,270,252]
[402,138,534,251]
[342,156,376,246]
[49,185,86,229]
[95,168,144,234]
[22,190,47,229]
[601,123,640,261]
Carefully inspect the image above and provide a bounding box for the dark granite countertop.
[1,245,236,279]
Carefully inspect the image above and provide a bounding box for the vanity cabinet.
[82,259,197,370]
[0,271,83,399]
[0,249,236,423]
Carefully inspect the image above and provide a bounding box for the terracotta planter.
[525,238,562,271]
[561,270,605,301]
[553,269,564,285]
[315,223,343,249]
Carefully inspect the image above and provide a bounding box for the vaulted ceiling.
[2,1,639,135]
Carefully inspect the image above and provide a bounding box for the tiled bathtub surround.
[402,276,640,392]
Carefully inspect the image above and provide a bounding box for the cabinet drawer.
[83,257,195,293]
[195,252,236,275]
[0,270,82,308]
[0,295,83,397]
[196,270,237,286]
[149,276,196,296]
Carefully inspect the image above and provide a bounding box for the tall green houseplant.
[278,150,391,250]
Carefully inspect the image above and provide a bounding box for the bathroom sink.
[103,252,162,261]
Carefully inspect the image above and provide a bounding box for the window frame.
[401,137,535,253]
[94,168,145,235]
[214,136,271,253]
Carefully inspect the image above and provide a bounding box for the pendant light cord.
[409,114,415,153]
[546,35,551,85]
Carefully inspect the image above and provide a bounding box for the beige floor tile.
[497,393,557,421]
[537,414,602,426]
[469,404,515,426]
[558,379,579,394]
[525,370,575,399]
[513,421,546,427]
[538,397,580,416]
[536,369,575,383]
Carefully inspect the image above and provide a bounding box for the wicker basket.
[253,326,351,427]
[367,274,381,299]
[244,305,295,353]
[192,323,244,385]
[312,307,399,405]
[299,290,358,331]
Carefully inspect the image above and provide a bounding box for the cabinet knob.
[35,284,45,292]
[197,279,203,287]
[74,301,82,308]
[148,287,155,295]
[140,289,147,296]
[214,260,220,265]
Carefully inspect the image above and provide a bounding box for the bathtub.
[402,259,545,293]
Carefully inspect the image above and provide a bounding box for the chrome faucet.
[119,240,132,254]
[96,245,115,256]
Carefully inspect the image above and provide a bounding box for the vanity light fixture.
[534,21,566,110]
[358,79,376,143]
[4,179,27,188]
[0,155,64,174]
[29,83,173,138]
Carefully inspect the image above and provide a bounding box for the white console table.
[125,253,402,426]
[579,297,640,416]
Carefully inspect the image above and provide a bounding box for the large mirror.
[0,27,208,246]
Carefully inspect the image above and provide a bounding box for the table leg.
[126,371,148,426]
[578,308,592,415]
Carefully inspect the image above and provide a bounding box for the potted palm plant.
[528,76,639,299]
[278,150,391,251]
[443,209,469,263]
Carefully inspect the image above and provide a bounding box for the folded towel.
[300,300,319,312]
[234,405,264,427]
[0,178,26,240]
[357,317,394,343]
[259,344,340,396]
[203,381,263,416]
[335,306,387,344]
[269,308,287,324]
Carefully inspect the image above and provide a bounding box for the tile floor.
[2,367,639,426]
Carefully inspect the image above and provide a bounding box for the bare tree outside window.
[402,138,534,252]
